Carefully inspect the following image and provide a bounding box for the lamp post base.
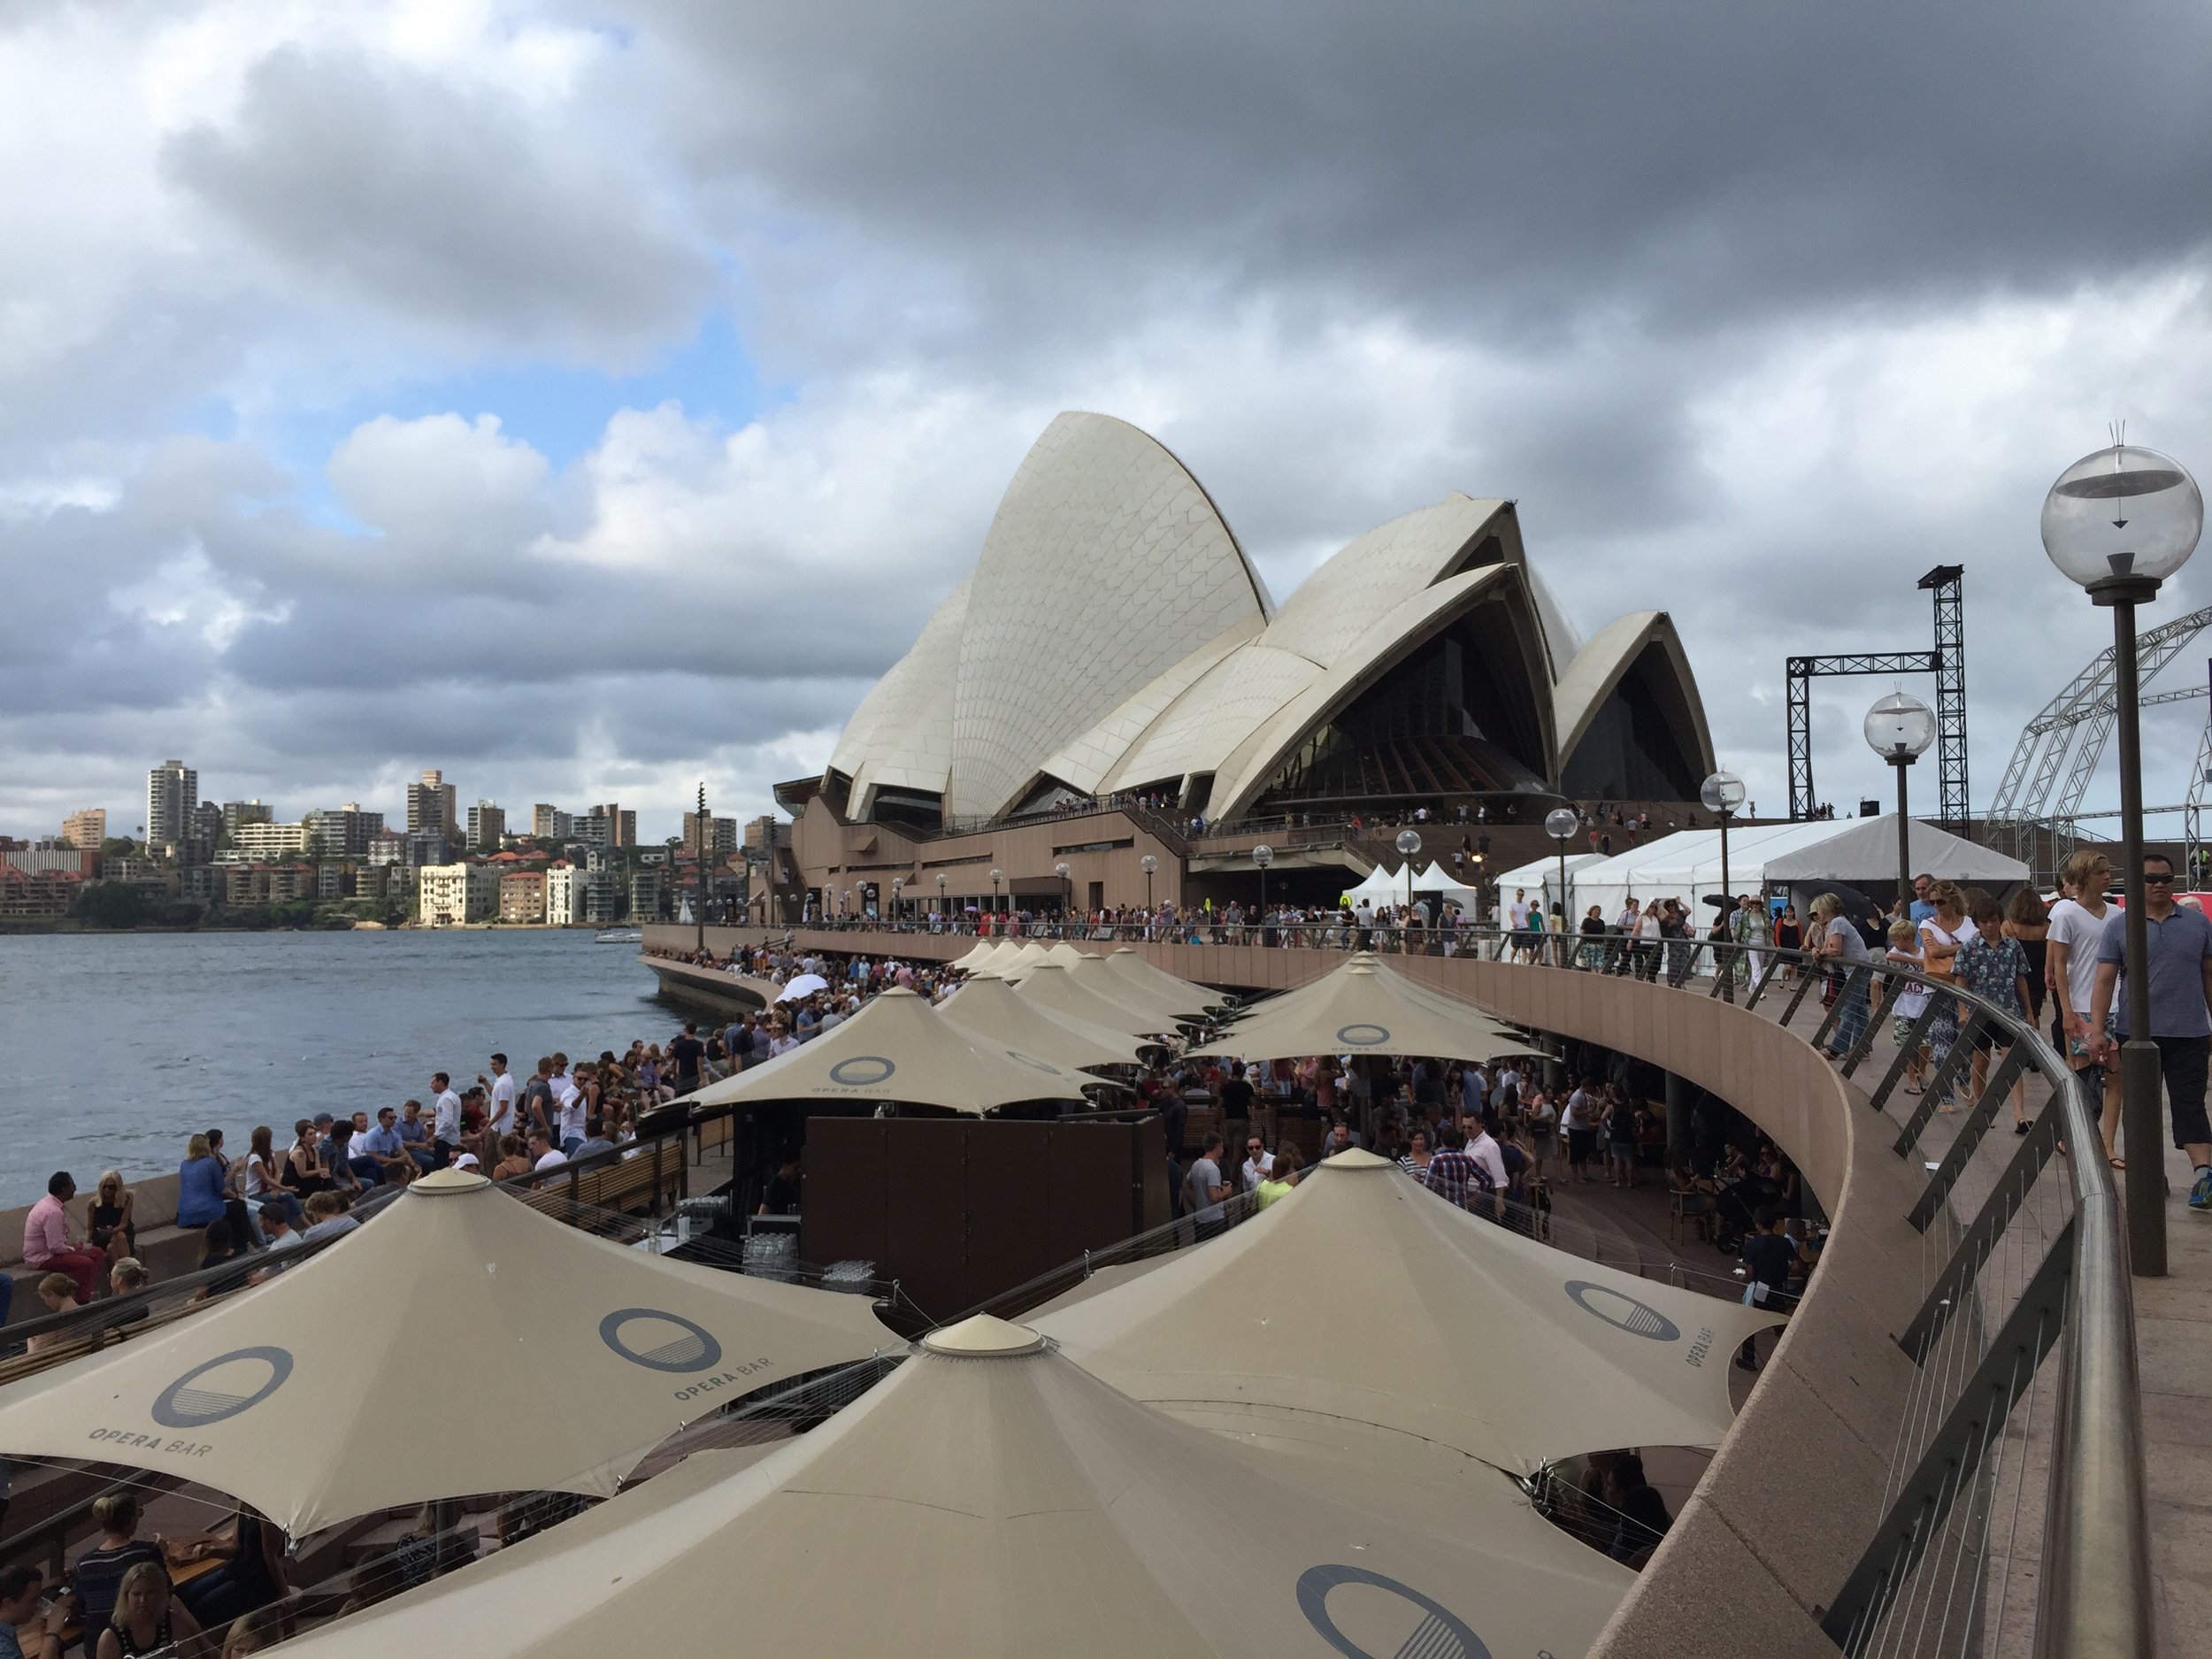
[2120,1038,2169,1276]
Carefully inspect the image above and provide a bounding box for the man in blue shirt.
[2090,852,2212,1210]
[358,1106,413,1185]
[1907,873,1937,925]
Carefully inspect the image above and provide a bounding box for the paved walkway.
[2140,1134,2211,1653]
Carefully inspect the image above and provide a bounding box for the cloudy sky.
[6,0,2212,844]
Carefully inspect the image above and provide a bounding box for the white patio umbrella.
[688,987,1094,1114]
[1099,947,1228,1015]
[1040,1149,1778,1476]
[0,1171,890,1536]
[938,976,1148,1070]
[1016,961,1179,1040]
[773,972,829,1002]
[265,1315,1630,1659]
[1192,956,1525,1062]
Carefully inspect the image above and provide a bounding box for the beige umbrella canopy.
[267,1315,1630,1659]
[0,1171,889,1537]
[949,938,1002,972]
[1102,945,1229,1014]
[958,940,1026,977]
[1068,953,1201,1028]
[937,975,1148,1070]
[1194,956,1526,1062]
[1043,940,1093,967]
[1039,1149,1778,1476]
[1017,960,1179,1040]
[687,987,1093,1115]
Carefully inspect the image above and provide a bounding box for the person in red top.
[23,1172,101,1302]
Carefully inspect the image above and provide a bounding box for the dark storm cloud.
[163,45,716,362]
[634,1,2212,345]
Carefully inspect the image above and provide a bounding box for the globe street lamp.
[935,872,947,926]
[989,868,1003,918]
[1699,771,1746,924]
[2045,441,2203,1276]
[1054,861,1071,922]
[1139,852,1157,915]
[892,876,903,925]
[1544,808,1578,950]
[1863,692,1935,911]
[1395,829,1421,912]
[1252,842,1274,926]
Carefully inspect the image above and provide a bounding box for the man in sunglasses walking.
[2089,851,2212,1210]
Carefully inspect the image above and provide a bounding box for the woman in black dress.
[87,1170,136,1270]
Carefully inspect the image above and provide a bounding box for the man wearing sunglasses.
[2089,852,2212,1210]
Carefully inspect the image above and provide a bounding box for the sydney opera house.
[774,412,1713,917]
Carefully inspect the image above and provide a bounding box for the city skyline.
[6,5,2212,845]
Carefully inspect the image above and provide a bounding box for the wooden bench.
[518,1148,684,1221]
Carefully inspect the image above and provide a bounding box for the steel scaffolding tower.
[1786,566,1968,830]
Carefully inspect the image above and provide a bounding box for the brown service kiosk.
[803,1116,1171,1320]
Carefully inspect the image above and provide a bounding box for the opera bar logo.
[826,1055,896,1089]
[600,1308,726,1375]
[150,1346,296,1430]
[1296,1564,1489,1659]
[1335,1023,1393,1048]
[1563,1279,1682,1343]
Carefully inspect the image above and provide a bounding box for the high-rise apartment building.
[146,760,197,850]
[303,803,383,857]
[532,803,573,840]
[589,804,636,847]
[61,809,105,849]
[230,820,310,861]
[682,812,739,855]
[221,800,274,840]
[467,801,506,849]
[419,863,498,926]
[406,770,458,838]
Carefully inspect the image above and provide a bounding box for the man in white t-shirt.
[1239,1133,1275,1194]
[483,1053,518,1138]
[2046,849,2117,1151]
[1467,1119,1509,1218]
[428,1071,464,1169]
[1184,1133,1232,1237]
[529,1130,567,1171]
[1509,890,1532,930]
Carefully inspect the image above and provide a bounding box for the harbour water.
[0,929,668,1207]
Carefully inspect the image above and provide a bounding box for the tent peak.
[410,1168,491,1195]
[1318,1147,1398,1171]
[920,1314,1047,1357]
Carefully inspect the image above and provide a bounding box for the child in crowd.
[1886,918,1932,1093]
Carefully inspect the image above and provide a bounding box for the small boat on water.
[594,927,644,944]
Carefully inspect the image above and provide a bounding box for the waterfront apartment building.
[498,869,546,924]
[61,808,105,849]
[628,867,665,920]
[303,803,383,856]
[683,812,739,856]
[547,862,621,925]
[467,801,506,849]
[591,803,636,847]
[419,863,497,926]
[228,820,309,861]
[532,803,572,839]
[407,770,458,839]
[146,760,197,851]
[3,847,94,878]
[221,799,273,839]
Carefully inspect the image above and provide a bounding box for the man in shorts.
[2088,852,2212,1210]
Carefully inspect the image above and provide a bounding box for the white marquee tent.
[1493,814,2028,918]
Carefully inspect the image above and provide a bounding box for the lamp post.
[989,867,1002,918]
[1863,693,1934,911]
[892,876,903,926]
[2044,440,2204,1277]
[1054,861,1070,924]
[1699,771,1746,918]
[1252,843,1273,931]
[841,888,851,926]
[1395,829,1421,912]
[936,872,947,926]
[1140,852,1157,913]
[1544,808,1578,951]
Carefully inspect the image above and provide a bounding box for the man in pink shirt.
[24,1172,100,1303]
